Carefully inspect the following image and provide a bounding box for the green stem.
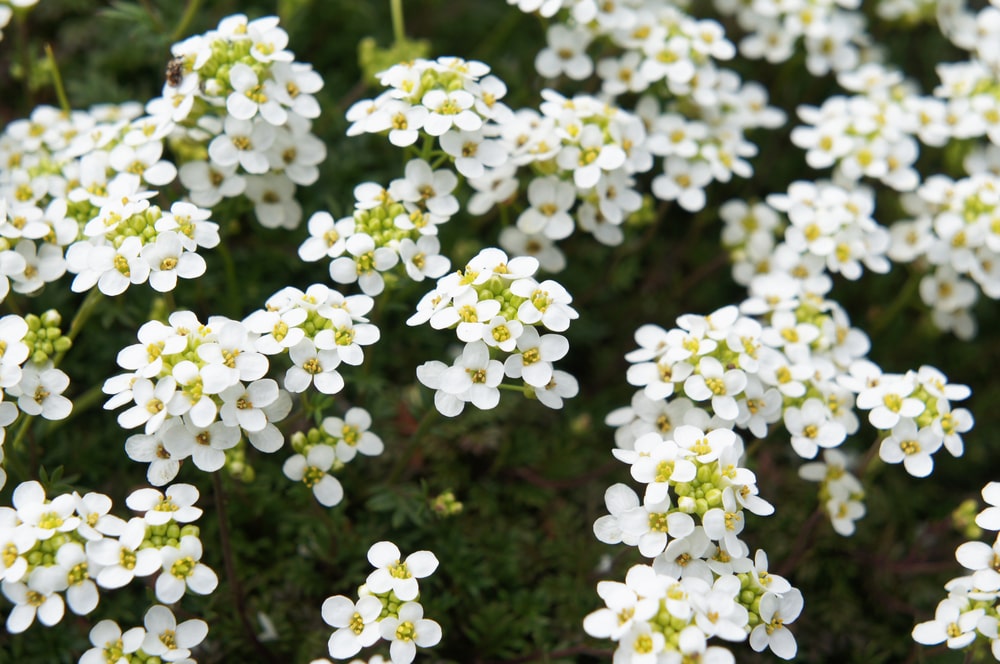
[870,267,921,338]
[497,383,528,393]
[10,414,33,454]
[170,0,203,43]
[43,44,71,113]
[214,236,242,318]
[388,407,437,483]
[419,133,435,163]
[40,382,107,432]
[390,0,406,46]
[212,472,278,664]
[53,288,103,366]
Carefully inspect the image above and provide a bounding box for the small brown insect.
[165,56,185,87]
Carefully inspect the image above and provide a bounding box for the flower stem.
[53,288,103,367]
[390,0,406,45]
[43,44,71,113]
[212,471,278,664]
[170,0,203,43]
[870,266,921,338]
[388,406,437,483]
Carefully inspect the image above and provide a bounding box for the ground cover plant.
[0,0,1000,662]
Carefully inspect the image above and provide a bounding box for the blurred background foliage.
[0,0,997,662]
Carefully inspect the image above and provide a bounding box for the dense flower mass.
[1,0,999,661]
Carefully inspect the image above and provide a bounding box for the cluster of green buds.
[430,490,462,517]
[22,310,70,364]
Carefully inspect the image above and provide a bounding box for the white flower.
[283,445,344,507]
[377,601,442,664]
[299,211,354,262]
[126,483,202,525]
[321,407,384,463]
[878,419,942,477]
[2,567,67,632]
[156,535,218,603]
[912,598,983,649]
[208,116,276,174]
[141,604,209,661]
[557,124,627,190]
[502,326,568,387]
[141,231,206,292]
[163,418,241,473]
[56,542,99,615]
[398,235,450,281]
[328,233,399,296]
[179,160,246,207]
[314,308,380,367]
[389,159,459,218]
[227,62,287,125]
[79,619,144,664]
[87,517,161,589]
[534,369,578,409]
[125,430,181,486]
[437,341,505,411]
[511,278,578,331]
[13,365,72,420]
[365,541,439,601]
[284,338,344,395]
[439,129,506,178]
[220,378,280,432]
[517,176,576,240]
[421,89,482,136]
[955,539,1000,592]
[535,24,593,80]
[13,480,79,541]
[783,398,846,459]
[749,589,803,659]
[117,377,175,434]
[323,595,383,659]
[683,357,747,421]
[977,482,1000,531]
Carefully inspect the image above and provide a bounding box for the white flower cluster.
[514,0,786,221]
[713,0,871,77]
[613,292,973,534]
[736,180,890,285]
[410,247,579,416]
[0,101,218,299]
[347,56,511,151]
[319,541,442,664]
[913,481,1000,660]
[797,449,865,536]
[489,90,649,251]
[283,406,385,507]
[849,363,973,477]
[79,604,208,664]
[616,303,860,452]
[588,423,804,661]
[0,312,75,490]
[106,283,378,485]
[298,163,455,296]
[790,63,924,193]
[159,13,326,229]
[889,171,1000,339]
[0,481,216,635]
